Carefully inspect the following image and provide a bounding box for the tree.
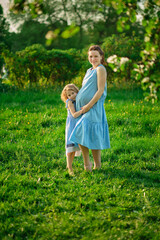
[0,4,10,72]
[103,0,160,102]
[9,19,50,52]
[6,0,160,101]
[9,0,143,49]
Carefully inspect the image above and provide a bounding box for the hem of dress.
[66,146,80,156]
[70,137,110,150]
[69,117,110,150]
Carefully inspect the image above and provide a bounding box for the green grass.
[0,87,160,240]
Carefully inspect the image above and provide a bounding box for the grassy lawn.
[0,87,160,240]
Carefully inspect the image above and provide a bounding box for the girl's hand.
[80,109,83,115]
[81,104,90,113]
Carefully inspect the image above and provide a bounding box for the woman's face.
[88,50,102,68]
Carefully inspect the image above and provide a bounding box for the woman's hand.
[81,104,90,113]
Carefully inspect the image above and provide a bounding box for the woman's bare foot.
[66,167,74,175]
[93,165,101,170]
[68,168,74,175]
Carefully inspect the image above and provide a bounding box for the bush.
[2,44,82,88]
[102,34,144,61]
[1,36,149,89]
[72,36,145,86]
[101,34,144,84]
[0,43,7,73]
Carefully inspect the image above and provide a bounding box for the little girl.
[61,84,82,175]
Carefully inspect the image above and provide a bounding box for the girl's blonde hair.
[61,84,79,103]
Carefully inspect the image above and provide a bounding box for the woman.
[70,45,110,171]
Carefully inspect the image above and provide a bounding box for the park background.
[0,0,160,239]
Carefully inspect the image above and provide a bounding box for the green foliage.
[8,0,144,51]
[0,5,10,72]
[0,88,160,239]
[2,44,82,88]
[131,51,160,103]
[2,0,160,101]
[0,43,5,73]
[103,0,160,102]
[102,34,144,61]
[9,19,50,52]
[61,24,80,39]
[100,35,143,84]
[10,0,45,18]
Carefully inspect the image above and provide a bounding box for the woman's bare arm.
[81,66,106,113]
[68,100,82,118]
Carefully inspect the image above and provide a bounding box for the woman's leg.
[67,152,75,174]
[79,144,92,171]
[91,149,101,169]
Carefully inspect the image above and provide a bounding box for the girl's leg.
[79,144,92,171]
[67,152,75,174]
[91,149,101,169]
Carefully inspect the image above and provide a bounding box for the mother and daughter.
[61,45,110,175]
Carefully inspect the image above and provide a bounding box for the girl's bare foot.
[84,161,92,172]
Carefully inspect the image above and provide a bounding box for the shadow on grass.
[99,167,160,186]
[0,89,62,107]
[107,86,145,101]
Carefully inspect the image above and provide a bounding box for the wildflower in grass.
[28,122,30,124]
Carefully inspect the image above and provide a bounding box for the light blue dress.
[65,99,80,155]
[70,64,110,150]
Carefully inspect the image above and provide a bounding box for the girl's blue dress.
[70,64,110,150]
[65,99,80,155]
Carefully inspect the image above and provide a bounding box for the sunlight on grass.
[0,87,160,239]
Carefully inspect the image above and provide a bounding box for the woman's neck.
[92,63,101,69]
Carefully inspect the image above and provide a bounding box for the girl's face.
[67,89,77,100]
[88,50,102,68]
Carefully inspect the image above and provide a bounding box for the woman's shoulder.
[97,64,107,73]
[97,64,106,69]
